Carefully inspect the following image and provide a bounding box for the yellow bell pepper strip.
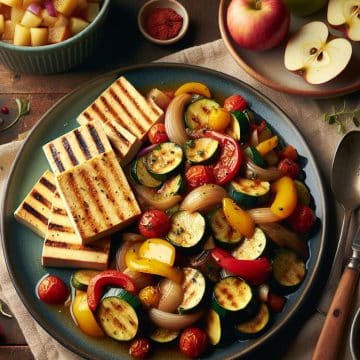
[256,136,278,156]
[138,238,176,266]
[270,176,298,219]
[222,198,255,238]
[125,248,183,284]
[208,107,231,131]
[174,82,211,98]
[72,291,104,337]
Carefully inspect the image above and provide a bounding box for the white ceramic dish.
[137,0,189,45]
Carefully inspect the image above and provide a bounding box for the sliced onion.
[148,308,203,330]
[248,207,280,223]
[147,88,172,110]
[157,279,184,313]
[136,144,158,158]
[123,268,154,289]
[44,0,57,16]
[180,184,228,213]
[116,241,143,271]
[133,182,182,210]
[249,129,259,146]
[245,157,282,181]
[122,233,146,243]
[258,284,270,302]
[259,223,309,259]
[165,93,192,145]
[27,3,42,15]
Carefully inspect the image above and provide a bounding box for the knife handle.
[312,267,359,360]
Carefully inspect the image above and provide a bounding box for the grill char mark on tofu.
[56,151,141,243]
[39,176,56,193]
[14,171,57,237]
[88,122,105,153]
[22,203,49,225]
[49,144,65,172]
[62,137,79,166]
[74,128,91,159]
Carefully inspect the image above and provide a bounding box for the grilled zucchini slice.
[167,210,206,250]
[98,290,140,341]
[159,174,184,197]
[184,138,219,164]
[178,267,206,314]
[210,208,243,249]
[232,110,250,143]
[231,227,267,260]
[146,142,183,180]
[131,156,163,188]
[212,277,256,320]
[228,178,270,208]
[226,113,241,141]
[235,303,270,336]
[150,328,179,343]
[185,98,220,130]
[273,249,306,289]
[244,146,266,167]
[71,270,99,291]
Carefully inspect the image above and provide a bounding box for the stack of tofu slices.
[14,76,164,270]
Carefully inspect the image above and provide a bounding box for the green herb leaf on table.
[323,100,360,133]
[0,97,31,133]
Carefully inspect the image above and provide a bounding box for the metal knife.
[312,226,360,360]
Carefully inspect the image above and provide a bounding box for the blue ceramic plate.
[1,64,327,359]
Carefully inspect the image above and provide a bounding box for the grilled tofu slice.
[43,120,112,174]
[77,76,163,163]
[42,238,110,270]
[45,190,82,244]
[43,190,111,269]
[56,150,141,243]
[14,170,56,237]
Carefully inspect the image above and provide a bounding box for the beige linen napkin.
[0,39,359,360]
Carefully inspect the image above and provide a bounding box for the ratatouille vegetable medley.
[34,81,318,358]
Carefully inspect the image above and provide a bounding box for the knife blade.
[352,226,360,252]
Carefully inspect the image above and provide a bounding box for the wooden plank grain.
[0,346,34,360]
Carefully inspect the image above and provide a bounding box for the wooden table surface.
[0,1,220,358]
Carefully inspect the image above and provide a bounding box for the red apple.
[227,0,290,51]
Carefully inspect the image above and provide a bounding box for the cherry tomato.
[37,275,69,304]
[279,145,298,161]
[223,94,247,112]
[179,327,208,358]
[267,292,286,313]
[138,210,171,238]
[287,204,316,234]
[278,158,300,178]
[129,337,151,358]
[1,106,9,115]
[185,165,215,188]
[148,123,169,144]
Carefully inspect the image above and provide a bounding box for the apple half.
[284,21,352,85]
[328,0,360,41]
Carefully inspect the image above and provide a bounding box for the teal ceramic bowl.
[0,0,110,74]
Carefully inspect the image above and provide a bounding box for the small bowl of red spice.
[138,0,189,45]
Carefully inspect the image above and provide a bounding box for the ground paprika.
[145,7,183,40]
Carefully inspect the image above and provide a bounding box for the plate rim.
[218,0,360,98]
[1,62,328,359]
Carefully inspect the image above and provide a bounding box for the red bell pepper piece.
[211,247,272,285]
[87,270,137,312]
[202,130,242,185]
